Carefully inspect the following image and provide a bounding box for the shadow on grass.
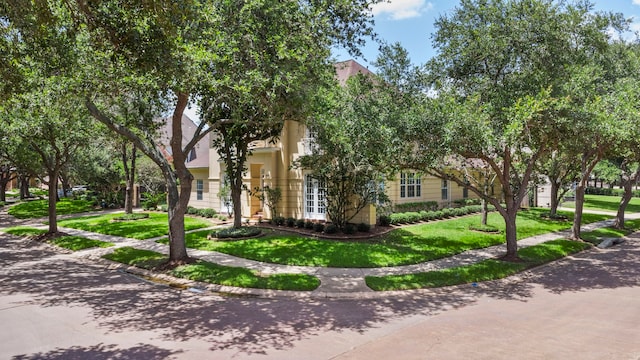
[2,228,639,357]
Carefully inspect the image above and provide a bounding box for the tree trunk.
[481,198,488,226]
[613,168,640,229]
[503,207,519,261]
[47,170,59,234]
[165,177,189,263]
[0,182,6,203]
[19,174,30,199]
[231,174,243,228]
[549,181,559,217]
[571,182,586,240]
[123,143,137,214]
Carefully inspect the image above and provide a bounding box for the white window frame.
[400,173,421,198]
[441,179,449,200]
[196,179,204,201]
[304,174,326,220]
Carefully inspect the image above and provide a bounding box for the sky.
[334,0,640,70]
[186,0,639,120]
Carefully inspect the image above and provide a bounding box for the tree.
[535,150,580,217]
[4,80,95,234]
[298,63,407,228]
[1,0,379,263]
[412,0,621,259]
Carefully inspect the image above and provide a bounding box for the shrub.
[273,216,285,226]
[357,222,370,232]
[187,206,199,215]
[389,213,404,225]
[394,201,438,213]
[304,220,314,230]
[441,208,453,218]
[159,205,168,212]
[419,211,429,221]
[295,219,306,228]
[142,199,158,210]
[286,217,296,227]
[324,224,338,234]
[198,208,217,218]
[433,210,444,219]
[313,223,325,232]
[469,224,500,233]
[343,223,356,234]
[406,212,422,223]
[210,226,262,239]
[378,215,391,226]
[112,213,150,221]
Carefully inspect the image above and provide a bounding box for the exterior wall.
[188,168,212,209]
[386,173,480,209]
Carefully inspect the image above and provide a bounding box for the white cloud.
[634,0,640,5]
[371,0,434,20]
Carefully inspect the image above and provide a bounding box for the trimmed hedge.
[387,205,492,225]
[394,201,438,213]
[585,187,640,197]
[210,226,262,239]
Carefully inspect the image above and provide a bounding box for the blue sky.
[335,0,640,69]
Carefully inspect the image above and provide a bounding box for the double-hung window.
[400,173,421,198]
[196,179,204,200]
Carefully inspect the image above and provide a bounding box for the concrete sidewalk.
[2,207,636,299]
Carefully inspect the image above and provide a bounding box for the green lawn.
[58,212,213,240]
[8,199,97,219]
[2,226,114,250]
[365,239,591,291]
[563,194,640,213]
[104,247,320,291]
[158,208,610,268]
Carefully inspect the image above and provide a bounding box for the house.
[184,60,478,225]
[158,114,211,208]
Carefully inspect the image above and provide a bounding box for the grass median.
[365,239,591,291]
[158,209,609,268]
[103,247,320,291]
[58,212,212,240]
[8,199,97,219]
[2,226,114,250]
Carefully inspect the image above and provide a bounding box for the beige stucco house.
[183,60,477,224]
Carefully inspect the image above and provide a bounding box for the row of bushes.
[270,216,371,235]
[383,205,491,225]
[585,187,640,198]
[186,206,217,218]
[394,201,438,213]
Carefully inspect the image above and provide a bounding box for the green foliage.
[58,212,211,240]
[394,201,438,213]
[378,215,391,227]
[286,217,296,227]
[2,226,47,237]
[366,240,591,291]
[171,261,320,291]
[272,216,285,226]
[112,213,150,221]
[49,235,114,251]
[357,223,370,232]
[389,205,483,225]
[197,208,217,218]
[565,194,640,213]
[210,227,262,239]
[313,223,325,233]
[304,220,314,230]
[295,219,306,228]
[8,199,96,219]
[103,247,168,269]
[324,224,338,234]
[343,223,356,235]
[164,209,608,268]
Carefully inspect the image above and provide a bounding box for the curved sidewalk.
[2,208,637,299]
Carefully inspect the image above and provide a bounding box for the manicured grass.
[49,236,114,251]
[365,240,591,291]
[2,226,114,250]
[2,226,47,237]
[58,212,212,240]
[579,218,640,245]
[563,194,640,213]
[103,247,320,291]
[8,199,97,219]
[159,208,609,268]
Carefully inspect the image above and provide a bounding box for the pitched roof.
[334,60,374,85]
[158,114,210,169]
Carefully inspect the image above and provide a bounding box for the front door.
[304,174,326,220]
